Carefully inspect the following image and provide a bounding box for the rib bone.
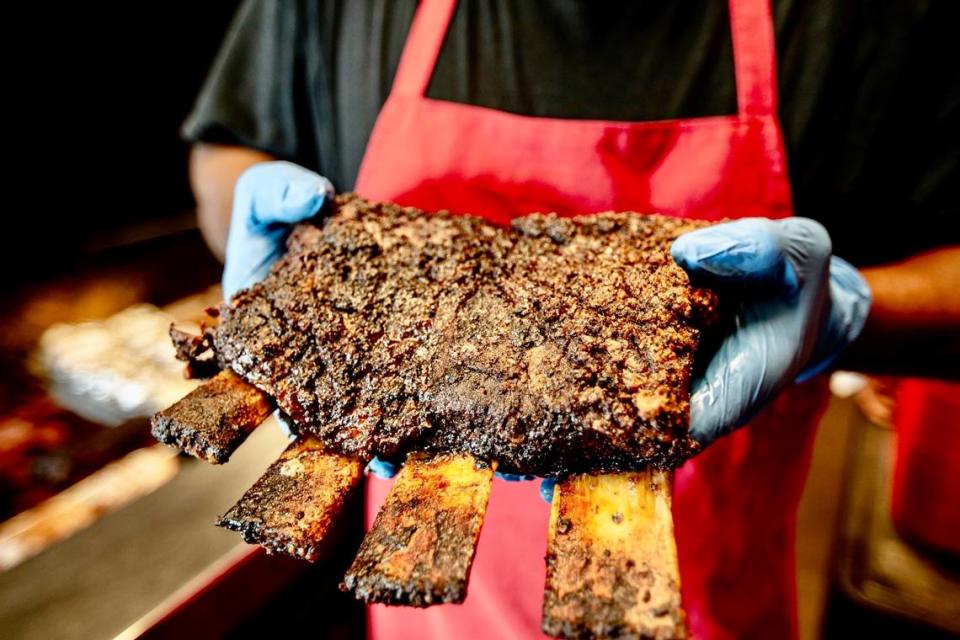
[343,454,495,606]
[151,369,273,463]
[217,436,364,561]
[542,470,686,639]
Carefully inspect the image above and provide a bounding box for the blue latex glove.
[539,478,557,502]
[222,161,335,298]
[671,217,871,445]
[366,457,401,479]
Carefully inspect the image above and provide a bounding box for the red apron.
[355,1,830,637]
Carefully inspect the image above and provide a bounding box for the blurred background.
[0,3,957,639]
[4,4,361,638]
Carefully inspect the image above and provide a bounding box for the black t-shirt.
[183,0,958,266]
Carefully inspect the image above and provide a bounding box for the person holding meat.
[183,1,959,638]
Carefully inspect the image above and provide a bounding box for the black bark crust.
[205,194,718,477]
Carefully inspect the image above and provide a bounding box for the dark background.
[0,2,242,450]
[8,2,240,277]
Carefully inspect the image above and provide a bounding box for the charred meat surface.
[343,453,495,605]
[217,436,364,561]
[200,194,716,476]
[150,369,273,463]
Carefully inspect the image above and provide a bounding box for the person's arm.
[190,142,276,260]
[183,0,315,259]
[840,246,960,378]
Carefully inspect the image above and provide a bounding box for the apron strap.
[392,0,458,98]
[394,0,779,118]
[728,0,779,117]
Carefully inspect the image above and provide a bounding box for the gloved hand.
[222,161,334,440]
[670,217,872,445]
[222,161,335,298]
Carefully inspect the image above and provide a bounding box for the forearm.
[189,143,275,260]
[839,246,960,378]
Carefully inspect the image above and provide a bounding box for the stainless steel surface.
[0,423,289,640]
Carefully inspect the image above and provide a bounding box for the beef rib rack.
[152,194,719,639]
